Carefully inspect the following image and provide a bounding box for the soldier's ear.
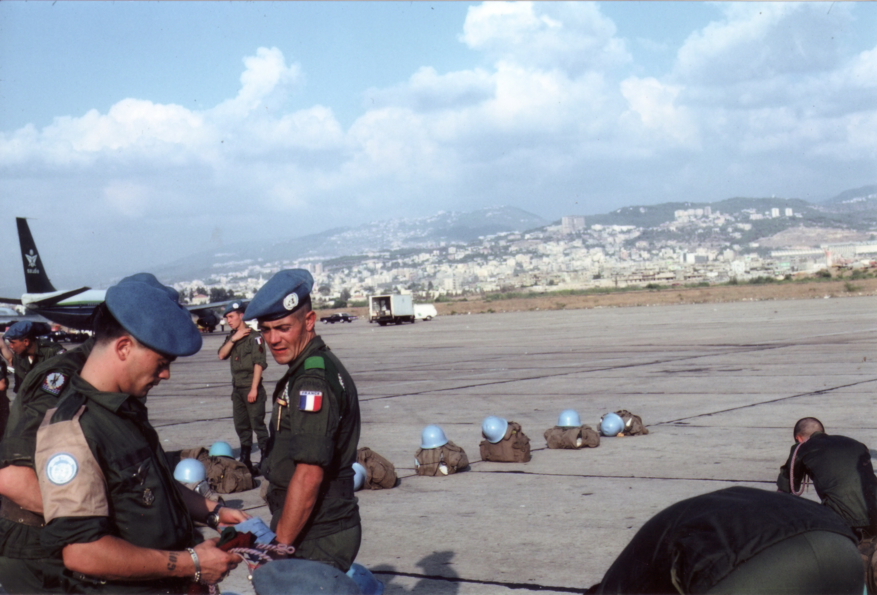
[115,335,135,361]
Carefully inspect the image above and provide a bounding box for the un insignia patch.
[42,372,68,396]
[46,453,78,485]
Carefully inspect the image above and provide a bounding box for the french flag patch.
[299,391,323,412]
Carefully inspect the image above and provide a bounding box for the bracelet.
[186,547,201,584]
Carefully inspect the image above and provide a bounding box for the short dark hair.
[92,302,129,344]
[793,417,824,439]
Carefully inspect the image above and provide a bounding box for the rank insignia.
[42,372,68,396]
[299,391,323,412]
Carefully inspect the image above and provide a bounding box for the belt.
[0,495,45,528]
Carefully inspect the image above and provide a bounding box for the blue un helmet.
[347,563,385,595]
[482,416,509,444]
[420,425,449,449]
[600,413,625,437]
[173,458,207,483]
[209,441,234,458]
[558,409,582,428]
[352,462,367,491]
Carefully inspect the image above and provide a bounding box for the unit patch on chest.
[299,390,323,412]
[42,372,68,396]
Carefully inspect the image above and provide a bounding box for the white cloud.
[620,77,699,149]
[461,1,630,74]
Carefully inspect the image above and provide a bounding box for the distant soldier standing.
[218,302,269,475]
[0,321,65,393]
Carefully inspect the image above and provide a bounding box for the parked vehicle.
[414,304,438,321]
[369,294,415,326]
[320,313,358,324]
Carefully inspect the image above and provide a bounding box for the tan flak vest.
[356,447,398,489]
[414,441,469,476]
[544,425,601,449]
[616,410,649,436]
[180,447,255,494]
[479,421,531,463]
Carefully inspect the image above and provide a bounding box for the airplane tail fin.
[17,217,56,293]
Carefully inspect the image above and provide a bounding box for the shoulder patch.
[256,336,263,345]
[299,390,323,412]
[42,372,69,396]
[304,356,325,371]
[46,453,79,485]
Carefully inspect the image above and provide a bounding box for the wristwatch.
[205,503,224,530]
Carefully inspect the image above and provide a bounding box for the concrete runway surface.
[146,296,876,594]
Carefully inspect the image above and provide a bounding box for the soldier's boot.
[240,446,257,476]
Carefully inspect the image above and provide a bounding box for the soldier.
[0,321,65,393]
[592,487,862,594]
[218,301,269,475]
[0,336,93,592]
[244,269,362,572]
[777,417,877,539]
[0,357,7,441]
[34,274,247,593]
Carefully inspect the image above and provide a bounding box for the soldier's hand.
[232,327,251,342]
[194,538,241,585]
[247,389,258,403]
[219,507,251,526]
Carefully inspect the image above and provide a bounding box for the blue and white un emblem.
[46,453,79,485]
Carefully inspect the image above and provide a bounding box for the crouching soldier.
[479,416,531,462]
[356,447,397,489]
[545,409,601,449]
[415,425,469,476]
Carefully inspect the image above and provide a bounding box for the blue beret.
[4,321,35,340]
[224,301,246,316]
[252,559,359,595]
[105,273,202,357]
[244,269,314,322]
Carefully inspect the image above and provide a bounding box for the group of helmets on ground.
[412,408,648,475]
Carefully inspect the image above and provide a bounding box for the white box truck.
[369,294,415,326]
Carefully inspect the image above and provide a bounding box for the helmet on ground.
[420,425,449,449]
[173,458,207,483]
[352,462,367,491]
[600,413,624,437]
[209,441,234,458]
[482,416,509,444]
[558,409,582,428]
[347,563,385,595]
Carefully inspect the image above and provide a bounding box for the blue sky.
[1,1,875,292]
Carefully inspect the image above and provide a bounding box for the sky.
[1,1,875,293]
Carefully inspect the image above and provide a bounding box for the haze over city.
[1,1,875,295]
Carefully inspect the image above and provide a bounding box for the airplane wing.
[24,287,93,307]
[0,297,23,305]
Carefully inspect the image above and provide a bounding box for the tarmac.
[146,295,877,594]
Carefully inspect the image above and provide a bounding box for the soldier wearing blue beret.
[28,274,249,593]
[218,301,269,475]
[1,320,65,395]
[245,269,362,572]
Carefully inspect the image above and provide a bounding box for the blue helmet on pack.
[558,409,582,428]
[352,462,367,491]
[346,563,385,595]
[482,416,509,444]
[420,425,449,449]
[600,413,624,437]
[173,458,207,483]
[209,441,234,458]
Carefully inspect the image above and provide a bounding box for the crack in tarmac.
[371,569,586,593]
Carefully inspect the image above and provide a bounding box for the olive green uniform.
[263,337,361,571]
[777,431,877,536]
[220,329,269,453]
[594,487,861,594]
[0,359,7,441]
[11,339,65,393]
[36,374,196,594]
[0,339,92,593]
